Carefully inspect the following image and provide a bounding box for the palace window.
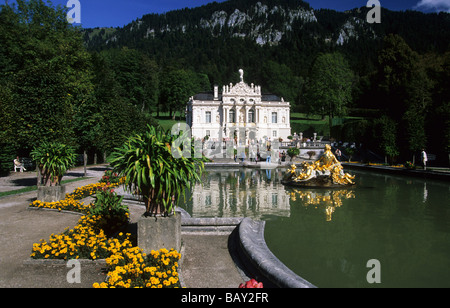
[248,109,255,123]
[273,130,277,138]
[272,112,278,123]
[229,109,235,123]
[206,111,211,123]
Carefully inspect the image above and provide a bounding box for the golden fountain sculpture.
[282,144,355,188]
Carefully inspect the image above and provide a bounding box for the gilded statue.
[282,144,355,187]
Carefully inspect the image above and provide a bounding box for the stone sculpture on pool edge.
[282,144,355,188]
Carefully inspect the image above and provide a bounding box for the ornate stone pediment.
[227,82,256,96]
[223,70,261,97]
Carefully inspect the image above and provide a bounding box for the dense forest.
[82,0,449,164]
[1,0,449,174]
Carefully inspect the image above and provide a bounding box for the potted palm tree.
[31,142,77,202]
[109,125,204,253]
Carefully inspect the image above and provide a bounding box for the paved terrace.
[0,165,250,288]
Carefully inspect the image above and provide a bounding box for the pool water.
[181,168,450,288]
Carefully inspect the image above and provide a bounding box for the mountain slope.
[82,0,450,92]
[84,0,449,50]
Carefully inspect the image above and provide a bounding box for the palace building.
[186,69,291,146]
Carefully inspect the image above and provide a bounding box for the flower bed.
[96,248,181,288]
[29,177,126,214]
[31,215,132,261]
[29,172,181,288]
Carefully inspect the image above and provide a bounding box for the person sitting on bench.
[14,156,26,172]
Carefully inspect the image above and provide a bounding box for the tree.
[422,51,450,166]
[261,60,303,106]
[0,0,93,153]
[159,69,211,120]
[287,147,300,162]
[372,115,399,165]
[87,52,156,156]
[436,53,450,165]
[376,34,431,160]
[302,52,354,136]
[0,83,16,175]
[139,54,160,113]
[101,47,160,113]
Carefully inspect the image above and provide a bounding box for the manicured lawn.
[152,112,185,131]
[290,113,329,136]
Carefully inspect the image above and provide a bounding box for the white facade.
[186,70,291,145]
[188,169,290,219]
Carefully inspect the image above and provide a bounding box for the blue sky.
[1,0,449,28]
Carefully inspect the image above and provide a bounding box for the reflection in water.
[289,189,355,221]
[183,168,355,221]
[183,168,290,219]
[423,183,428,203]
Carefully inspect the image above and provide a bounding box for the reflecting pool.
[181,167,450,288]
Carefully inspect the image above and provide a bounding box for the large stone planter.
[37,185,66,203]
[137,214,181,254]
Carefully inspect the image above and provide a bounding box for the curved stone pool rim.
[236,217,316,288]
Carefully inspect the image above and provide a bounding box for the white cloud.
[415,0,450,12]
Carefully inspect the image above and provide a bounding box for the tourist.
[421,149,428,171]
[335,148,342,161]
[14,156,26,172]
[240,151,246,162]
[250,149,255,162]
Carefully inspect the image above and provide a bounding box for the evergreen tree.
[376,34,431,160]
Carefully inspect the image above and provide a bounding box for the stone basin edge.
[237,217,317,288]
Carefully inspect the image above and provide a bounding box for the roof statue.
[239,69,244,83]
[223,69,261,96]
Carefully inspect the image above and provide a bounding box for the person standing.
[335,148,342,161]
[250,149,255,162]
[266,139,272,163]
[421,149,428,171]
